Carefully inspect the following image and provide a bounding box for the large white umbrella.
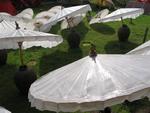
[0,20,62,49]
[29,54,150,112]
[0,107,11,113]
[41,4,92,31]
[127,40,150,55]
[0,21,63,65]
[90,8,144,24]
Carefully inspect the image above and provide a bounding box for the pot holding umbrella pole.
[117,17,130,42]
[14,41,37,95]
[13,23,36,95]
[90,8,144,42]
[0,21,63,95]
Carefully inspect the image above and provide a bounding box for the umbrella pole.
[121,17,124,26]
[18,42,24,66]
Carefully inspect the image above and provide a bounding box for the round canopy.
[41,4,92,30]
[29,54,150,112]
[90,8,144,24]
[0,20,63,49]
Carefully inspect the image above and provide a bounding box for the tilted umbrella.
[90,8,144,24]
[0,106,11,113]
[127,40,150,55]
[0,21,63,66]
[29,53,150,112]
[41,4,92,30]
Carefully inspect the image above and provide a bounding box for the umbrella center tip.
[89,44,97,60]
[15,21,20,30]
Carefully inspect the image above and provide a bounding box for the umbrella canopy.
[90,9,109,24]
[90,8,144,24]
[0,107,11,113]
[0,21,63,65]
[29,54,150,112]
[127,40,150,55]
[0,20,62,49]
[41,4,91,30]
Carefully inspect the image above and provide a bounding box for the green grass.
[0,4,150,113]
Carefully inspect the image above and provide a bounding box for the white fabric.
[61,14,86,30]
[35,11,55,19]
[90,9,109,24]
[41,4,91,31]
[0,20,63,49]
[29,54,150,112]
[48,6,63,14]
[16,8,34,20]
[127,40,150,55]
[0,12,21,22]
[33,18,51,32]
[0,107,11,113]
[90,8,144,24]
[17,19,35,30]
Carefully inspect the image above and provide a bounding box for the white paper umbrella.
[127,40,150,55]
[90,9,109,24]
[29,54,150,112]
[0,21,63,65]
[0,20,61,49]
[0,107,11,113]
[41,4,92,30]
[90,8,144,24]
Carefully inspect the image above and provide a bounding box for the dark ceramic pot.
[67,29,81,49]
[118,24,130,42]
[14,65,37,95]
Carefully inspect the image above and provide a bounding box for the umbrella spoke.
[18,42,24,66]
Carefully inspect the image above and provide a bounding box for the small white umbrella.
[0,107,11,113]
[41,4,92,30]
[90,9,109,24]
[0,20,61,49]
[127,40,150,55]
[29,54,150,112]
[90,8,144,24]
[0,21,63,65]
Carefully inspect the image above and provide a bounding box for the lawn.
[0,2,150,113]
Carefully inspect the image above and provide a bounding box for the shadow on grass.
[90,23,116,35]
[39,48,83,76]
[49,22,61,34]
[104,41,138,54]
[123,98,150,113]
[61,22,89,40]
